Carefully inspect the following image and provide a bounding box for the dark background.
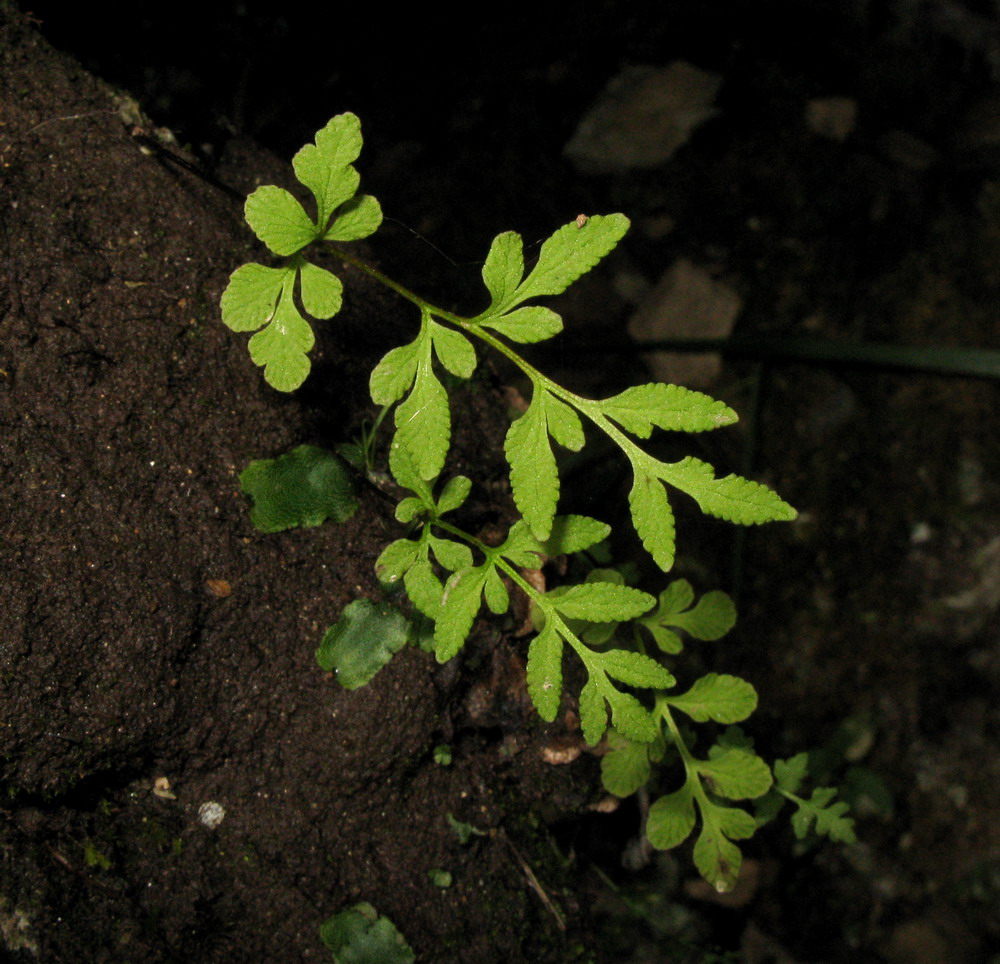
[29,0,997,305]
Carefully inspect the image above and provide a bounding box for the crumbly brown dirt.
[0,11,590,963]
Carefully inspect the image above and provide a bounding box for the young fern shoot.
[222,114,851,893]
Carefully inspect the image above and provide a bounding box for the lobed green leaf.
[541,515,610,556]
[483,567,509,614]
[693,806,753,893]
[395,357,451,482]
[480,305,563,343]
[481,231,525,310]
[388,436,433,502]
[375,538,420,585]
[324,193,383,241]
[429,535,473,573]
[436,475,472,515]
[578,676,606,746]
[773,753,809,795]
[600,650,675,690]
[606,688,658,743]
[497,520,546,568]
[543,393,585,451]
[601,383,737,438]
[430,321,477,379]
[647,787,697,850]
[670,588,737,640]
[668,673,758,724]
[505,393,558,540]
[790,788,856,843]
[292,112,364,231]
[697,748,773,800]
[628,469,676,571]
[394,496,425,523]
[299,260,343,319]
[244,185,318,256]
[247,289,315,391]
[404,559,444,619]
[550,583,654,622]
[370,339,420,406]
[601,732,652,798]
[658,578,694,614]
[660,457,798,526]
[434,567,487,661]
[514,214,630,302]
[526,623,563,721]
[221,263,287,332]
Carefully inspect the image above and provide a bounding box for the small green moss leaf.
[316,599,410,689]
[668,673,758,724]
[221,263,288,332]
[244,185,318,256]
[427,869,452,888]
[299,261,343,319]
[239,444,357,533]
[319,902,415,964]
[527,622,563,721]
[602,383,737,437]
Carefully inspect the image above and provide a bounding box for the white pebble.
[197,801,226,829]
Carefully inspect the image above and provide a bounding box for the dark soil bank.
[0,9,587,962]
[6,2,1000,962]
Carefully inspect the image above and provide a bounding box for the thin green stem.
[657,698,712,805]
[431,517,600,672]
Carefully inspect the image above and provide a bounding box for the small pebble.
[197,801,225,829]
